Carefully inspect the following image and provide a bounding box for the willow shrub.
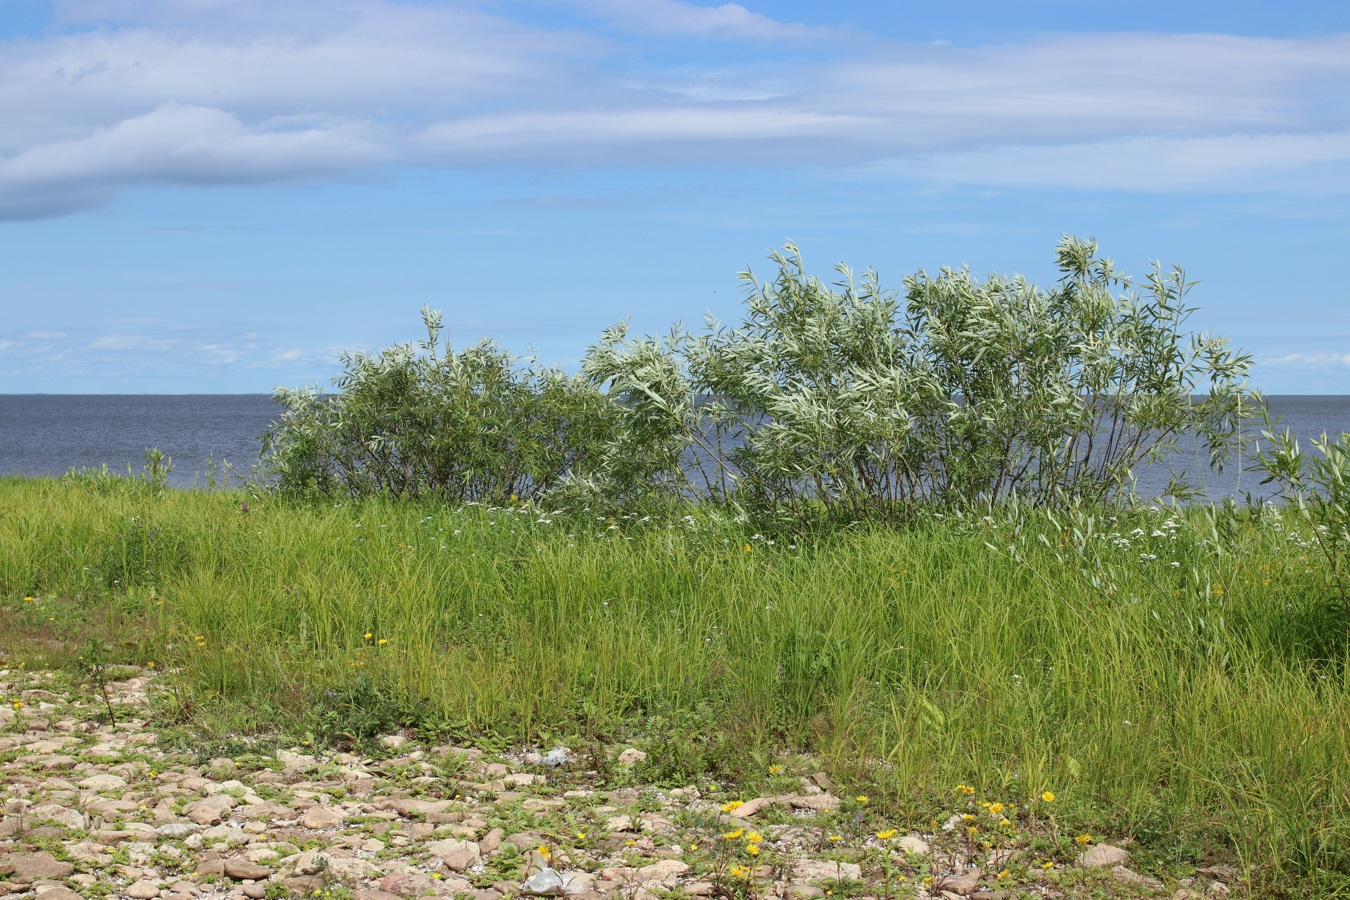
[579,236,1253,519]
[262,308,617,503]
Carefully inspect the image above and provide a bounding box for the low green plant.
[1252,416,1350,623]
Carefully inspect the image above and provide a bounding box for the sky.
[0,0,1348,394]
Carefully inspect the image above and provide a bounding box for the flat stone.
[937,871,983,895]
[126,880,162,898]
[896,834,930,855]
[1078,844,1131,868]
[354,892,403,900]
[79,773,128,791]
[616,748,646,765]
[300,806,343,829]
[5,851,76,882]
[793,860,862,882]
[634,860,689,885]
[29,890,83,900]
[223,858,272,880]
[788,886,826,899]
[1112,866,1163,889]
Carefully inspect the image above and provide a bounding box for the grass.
[2,473,1348,895]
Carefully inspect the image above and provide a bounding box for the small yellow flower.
[364,632,373,639]
[1075,833,1092,844]
[855,795,869,804]
[624,840,635,846]
[997,869,1009,879]
[729,865,750,878]
[988,802,1004,813]
[688,842,698,851]
[1041,860,1055,870]
[967,826,979,834]
[746,832,763,843]
[537,845,551,859]
[828,835,842,842]
[722,828,744,840]
[999,818,1011,826]
[743,543,753,553]
[576,831,586,839]
[957,784,976,795]
[721,800,744,813]
[1041,791,1056,803]
[746,844,760,856]
[768,764,783,774]
[876,829,897,840]
[962,814,975,822]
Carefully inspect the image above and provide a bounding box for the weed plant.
[1,477,1347,892]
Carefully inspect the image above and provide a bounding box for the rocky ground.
[0,667,1240,900]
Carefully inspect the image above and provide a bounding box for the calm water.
[1,394,1348,498]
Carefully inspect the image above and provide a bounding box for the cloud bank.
[1,0,1348,218]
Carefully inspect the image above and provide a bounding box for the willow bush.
[579,235,1253,520]
[262,308,617,502]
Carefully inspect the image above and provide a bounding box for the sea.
[1,394,1348,501]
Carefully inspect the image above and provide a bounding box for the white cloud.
[558,0,819,40]
[0,3,1347,217]
[1262,352,1350,369]
[896,131,1350,191]
[91,333,175,350]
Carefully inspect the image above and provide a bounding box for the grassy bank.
[2,475,1348,894]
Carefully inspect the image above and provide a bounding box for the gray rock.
[428,838,481,871]
[616,748,646,766]
[125,880,162,898]
[1078,843,1131,868]
[937,870,983,895]
[1112,866,1163,890]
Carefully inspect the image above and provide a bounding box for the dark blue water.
[0,395,281,488]
[0,394,1347,498]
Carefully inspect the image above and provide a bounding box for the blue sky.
[1,0,1347,394]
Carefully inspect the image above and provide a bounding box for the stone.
[616,748,646,766]
[634,860,689,885]
[126,880,162,898]
[793,860,863,882]
[242,885,269,899]
[788,886,826,899]
[937,871,983,895]
[896,834,930,855]
[355,892,404,900]
[223,858,272,880]
[194,859,226,877]
[732,797,775,817]
[5,851,76,882]
[29,890,83,900]
[300,806,343,830]
[379,734,408,749]
[604,815,632,832]
[1112,866,1163,889]
[30,804,86,829]
[787,794,840,812]
[187,806,223,826]
[428,838,480,871]
[1078,844,1131,868]
[79,773,128,791]
[276,750,320,772]
[479,827,505,855]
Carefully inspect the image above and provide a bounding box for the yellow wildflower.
[876,829,897,840]
[746,844,760,856]
[1041,791,1055,802]
[722,828,744,840]
[746,832,763,843]
[721,800,744,813]
[768,764,783,774]
[1075,834,1092,844]
[1040,860,1055,870]
[855,795,869,804]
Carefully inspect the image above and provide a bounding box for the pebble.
[0,666,1187,900]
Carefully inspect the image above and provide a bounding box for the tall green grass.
[2,475,1347,891]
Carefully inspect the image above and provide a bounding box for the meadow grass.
[2,475,1348,894]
